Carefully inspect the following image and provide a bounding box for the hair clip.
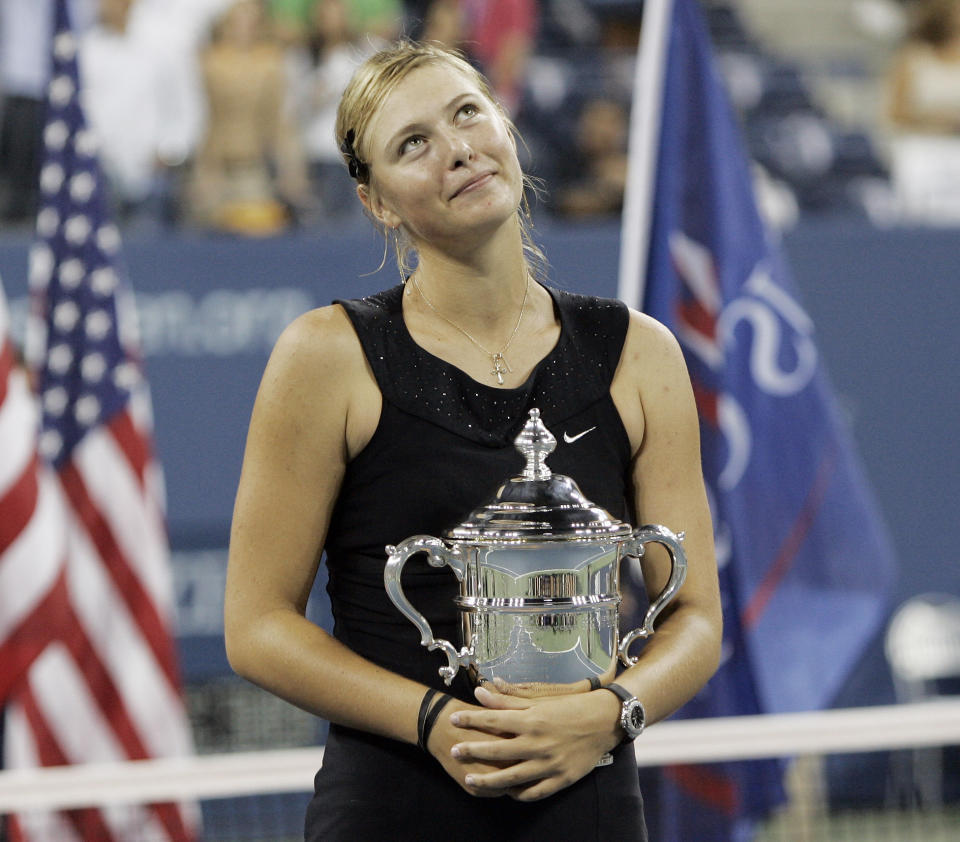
[340,129,369,183]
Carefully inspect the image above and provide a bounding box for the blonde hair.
[912,0,960,46]
[335,40,546,280]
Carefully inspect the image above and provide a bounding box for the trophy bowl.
[384,409,687,693]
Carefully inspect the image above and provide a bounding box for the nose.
[444,132,474,169]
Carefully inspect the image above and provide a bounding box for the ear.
[357,183,402,230]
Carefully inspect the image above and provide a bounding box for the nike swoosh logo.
[563,427,597,444]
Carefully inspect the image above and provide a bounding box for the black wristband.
[416,688,440,751]
[420,693,454,754]
[604,682,633,704]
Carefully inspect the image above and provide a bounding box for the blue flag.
[634,0,898,837]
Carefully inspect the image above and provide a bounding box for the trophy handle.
[384,536,471,685]
[617,524,688,667]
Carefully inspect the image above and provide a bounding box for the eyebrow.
[382,92,476,157]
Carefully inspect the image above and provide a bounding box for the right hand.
[425,700,516,798]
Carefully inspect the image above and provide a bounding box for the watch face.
[622,699,645,737]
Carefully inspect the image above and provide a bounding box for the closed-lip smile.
[450,171,495,199]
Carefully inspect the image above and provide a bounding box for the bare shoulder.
[260,304,368,402]
[252,303,378,454]
[611,308,693,453]
[619,307,688,385]
[270,303,362,370]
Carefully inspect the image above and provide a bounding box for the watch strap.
[604,682,633,704]
[603,682,645,740]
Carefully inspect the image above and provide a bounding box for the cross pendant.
[491,353,510,385]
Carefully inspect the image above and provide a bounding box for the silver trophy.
[384,408,687,693]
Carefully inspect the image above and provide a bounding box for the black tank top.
[308,282,648,842]
[325,282,633,700]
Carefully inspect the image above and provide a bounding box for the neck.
[412,219,529,328]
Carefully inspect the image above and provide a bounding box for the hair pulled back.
[335,40,546,279]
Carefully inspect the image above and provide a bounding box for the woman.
[188,0,311,234]
[887,0,960,133]
[885,0,960,220]
[224,41,722,840]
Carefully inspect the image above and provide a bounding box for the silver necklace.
[413,274,530,385]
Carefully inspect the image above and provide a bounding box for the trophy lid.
[446,409,633,542]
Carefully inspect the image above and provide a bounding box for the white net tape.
[2,700,959,812]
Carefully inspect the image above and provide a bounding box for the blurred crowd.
[1,0,959,236]
[887,0,960,134]
[883,0,960,221]
[0,0,642,235]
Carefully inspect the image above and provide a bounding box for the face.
[221,0,262,46]
[358,63,524,248]
[578,100,627,156]
[100,0,133,31]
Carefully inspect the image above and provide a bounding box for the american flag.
[0,2,197,839]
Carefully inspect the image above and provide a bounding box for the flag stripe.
[59,458,180,693]
[0,454,39,555]
[0,570,69,702]
[3,703,83,842]
[0,338,14,405]
[68,526,193,759]
[665,764,740,816]
[16,686,118,842]
[741,449,837,629]
[28,644,192,841]
[109,405,150,488]
[0,468,67,652]
[65,562,185,767]
[74,422,174,615]
[0,362,37,498]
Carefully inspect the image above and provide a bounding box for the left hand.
[446,684,623,801]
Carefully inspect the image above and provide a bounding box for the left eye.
[458,103,479,119]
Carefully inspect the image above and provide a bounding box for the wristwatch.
[604,682,646,740]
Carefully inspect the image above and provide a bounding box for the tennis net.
[2,692,959,841]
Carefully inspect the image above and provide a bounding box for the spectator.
[347,0,403,42]
[885,0,960,221]
[268,0,317,46]
[188,0,312,235]
[552,96,628,219]
[887,0,960,132]
[0,0,96,224]
[418,0,538,116]
[419,0,465,48]
[79,0,202,226]
[289,0,402,219]
[290,0,384,219]
[128,0,235,54]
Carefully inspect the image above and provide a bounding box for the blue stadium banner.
[634,0,898,836]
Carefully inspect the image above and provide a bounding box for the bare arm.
[224,305,420,741]
[224,305,509,791]
[446,310,723,800]
[606,310,723,720]
[887,46,960,134]
[887,48,924,130]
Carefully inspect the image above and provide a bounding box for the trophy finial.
[515,408,556,480]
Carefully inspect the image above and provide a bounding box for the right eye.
[400,135,425,155]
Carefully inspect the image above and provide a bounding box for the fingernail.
[465,775,475,786]
[450,745,461,758]
[450,713,462,726]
